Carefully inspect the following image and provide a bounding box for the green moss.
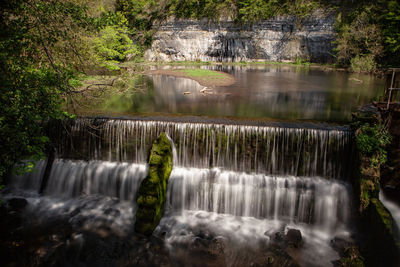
[338,257,365,267]
[135,132,173,236]
[371,198,395,235]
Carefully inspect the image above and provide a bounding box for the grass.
[177,69,225,78]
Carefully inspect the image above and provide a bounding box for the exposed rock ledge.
[145,13,336,63]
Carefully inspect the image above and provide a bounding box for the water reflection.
[75,65,384,122]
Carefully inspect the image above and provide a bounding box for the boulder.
[285,229,302,248]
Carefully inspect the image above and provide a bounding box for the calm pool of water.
[74,65,384,122]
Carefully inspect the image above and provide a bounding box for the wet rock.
[104,208,120,217]
[330,236,353,256]
[285,229,302,248]
[7,197,28,212]
[274,231,284,242]
[208,237,225,256]
[196,229,212,240]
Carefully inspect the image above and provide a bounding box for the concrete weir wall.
[145,13,336,63]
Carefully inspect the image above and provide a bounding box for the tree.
[377,0,400,66]
[92,12,139,70]
[0,0,93,181]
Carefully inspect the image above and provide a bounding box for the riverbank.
[144,69,235,87]
[122,60,347,73]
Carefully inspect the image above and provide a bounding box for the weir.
[167,167,350,234]
[7,117,356,266]
[49,118,354,179]
[12,159,351,237]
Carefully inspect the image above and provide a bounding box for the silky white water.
[8,158,352,266]
[52,118,353,179]
[8,118,356,266]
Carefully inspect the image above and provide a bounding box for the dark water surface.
[75,65,384,122]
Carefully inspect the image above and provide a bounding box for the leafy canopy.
[0,0,94,179]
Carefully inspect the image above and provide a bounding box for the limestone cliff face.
[145,14,336,63]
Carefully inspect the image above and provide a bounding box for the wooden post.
[386,69,398,110]
[387,89,392,110]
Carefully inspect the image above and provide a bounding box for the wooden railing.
[381,68,400,110]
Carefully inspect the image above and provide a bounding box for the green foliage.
[0,0,95,181]
[334,9,383,72]
[334,1,400,71]
[356,123,391,167]
[163,0,324,22]
[116,0,161,46]
[294,57,311,66]
[237,0,277,22]
[377,0,400,66]
[93,24,138,70]
[116,0,331,34]
[350,54,377,73]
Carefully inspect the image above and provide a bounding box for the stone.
[330,236,353,256]
[285,229,302,248]
[6,197,28,212]
[145,12,335,63]
[135,132,173,236]
[274,231,284,242]
[209,237,225,256]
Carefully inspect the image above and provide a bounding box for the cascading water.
[49,118,354,179]
[5,117,355,266]
[45,159,147,201]
[166,167,350,233]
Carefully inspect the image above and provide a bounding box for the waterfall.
[7,116,354,266]
[45,160,147,201]
[166,167,350,234]
[12,159,351,235]
[11,159,147,201]
[49,118,354,179]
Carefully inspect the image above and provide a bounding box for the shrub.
[350,54,377,73]
[356,123,391,167]
[93,25,138,70]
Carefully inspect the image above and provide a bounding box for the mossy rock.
[361,197,400,266]
[135,132,173,236]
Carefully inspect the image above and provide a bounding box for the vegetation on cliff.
[352,110,400,266]
[355,123,391,168]
[135,132,173,236]
[353,121,391,211]
[115,0,400,71]
[335,1,400,72]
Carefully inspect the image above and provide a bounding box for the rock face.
[145,13,335,63]
[135,132,173,236]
